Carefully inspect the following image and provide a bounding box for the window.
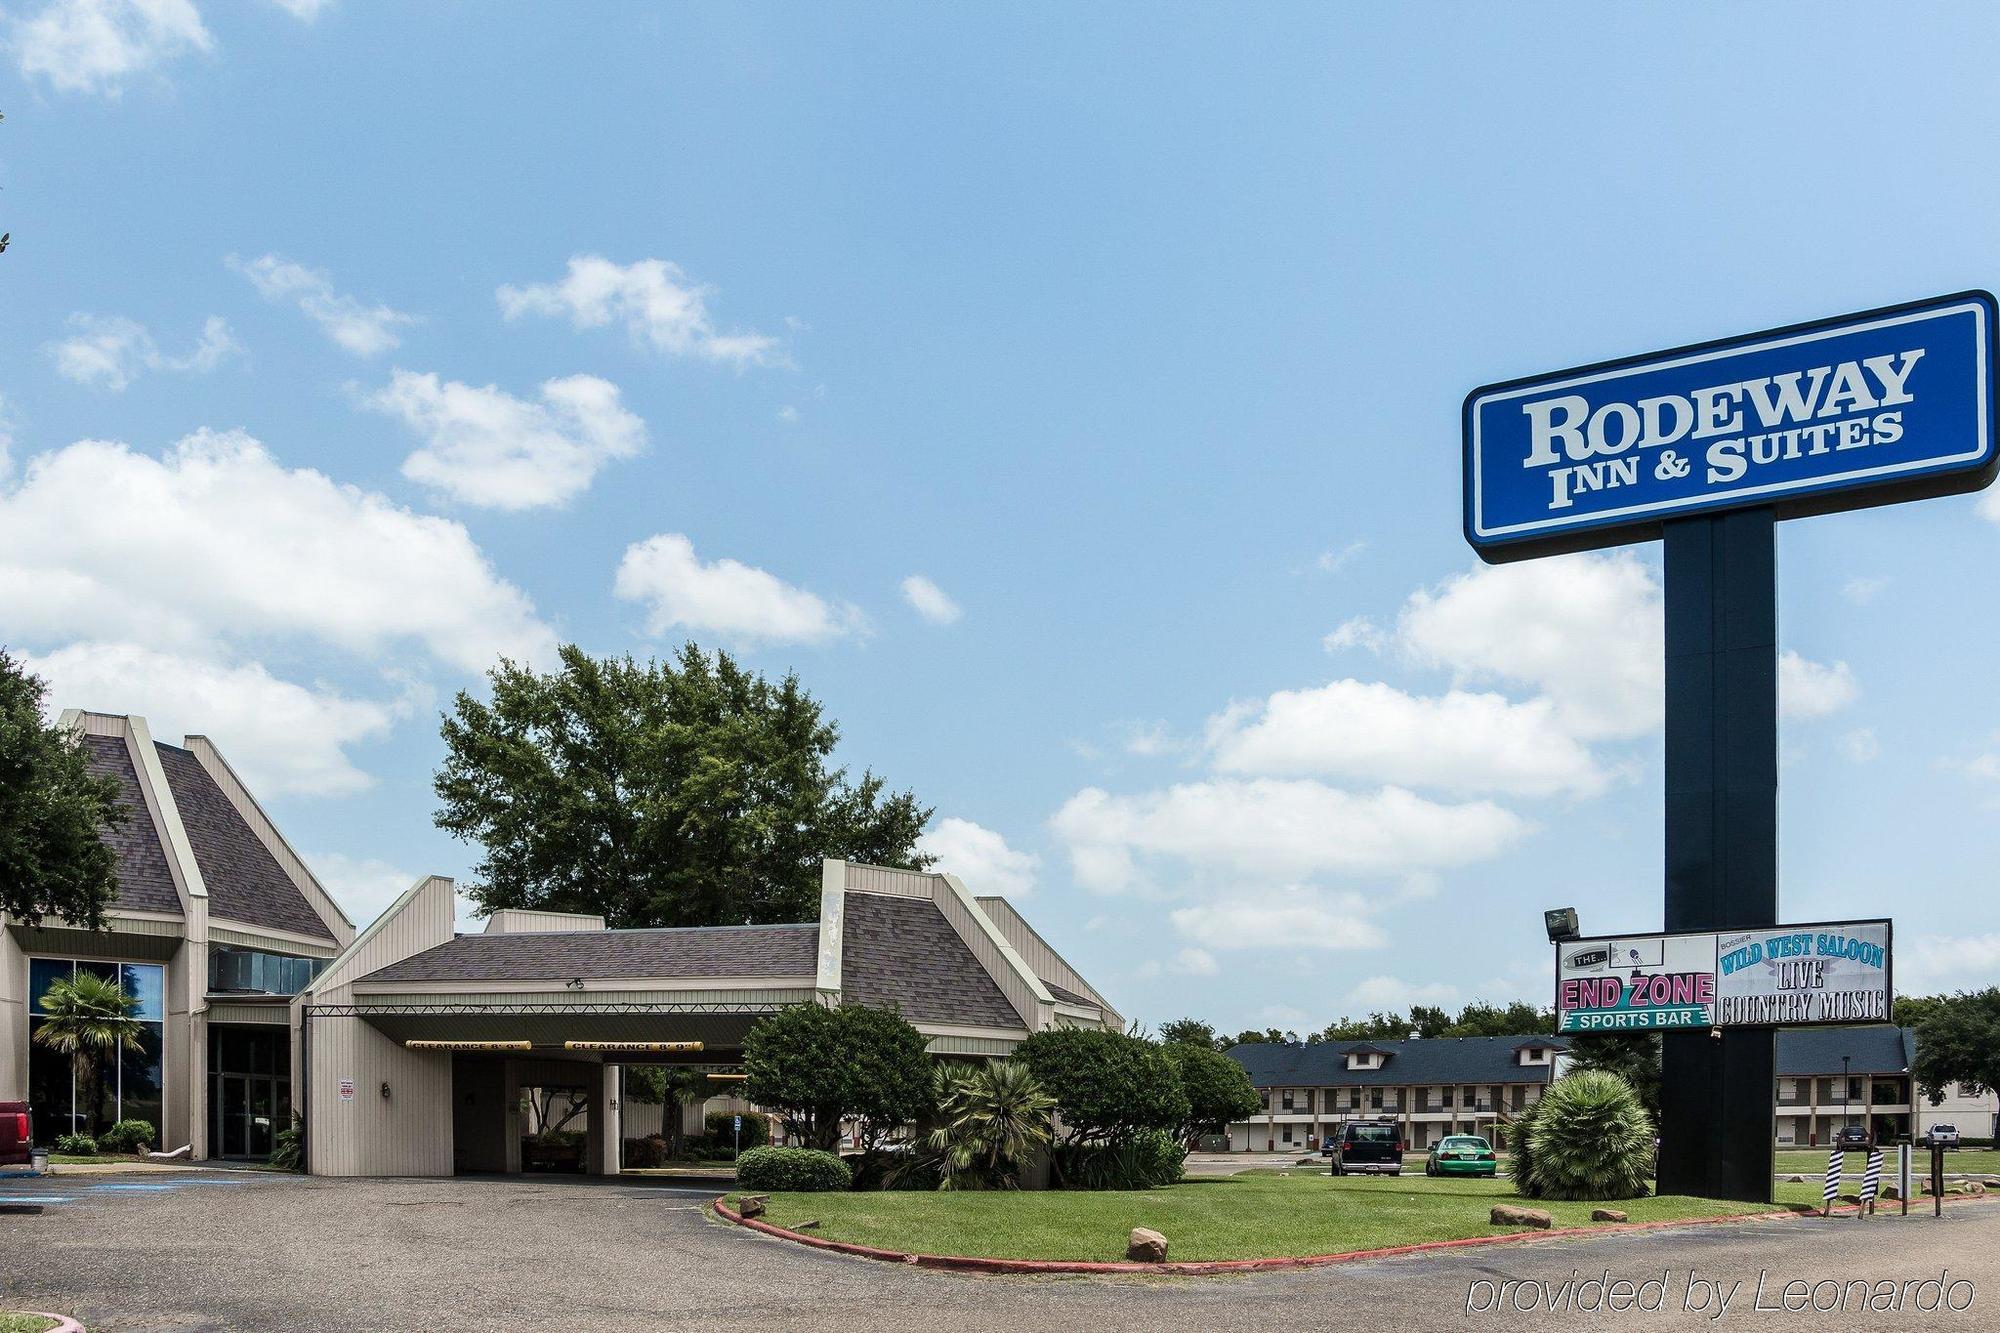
[25,958,166,1143]
[209,947,322,997]
[1349,1088,1362,1110]
[1441,1086,1454,1109]
[1258,1090,1269,1110]
[1369,1089,1384,1110]
[1281,1090,1294,1111]
[1281,1124,1293,1144]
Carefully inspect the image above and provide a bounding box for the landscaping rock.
[1966,1182,1986,1195]
[1590,1208,1628,1222]
[1785,1174,1807,1183]
[1127,1227,1169,1262]
[737,1195,768,1220]
[1491,1205,1553,1229]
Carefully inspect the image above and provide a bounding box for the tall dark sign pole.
[1657,508,1778,1200]
[1465,293,1996,1207]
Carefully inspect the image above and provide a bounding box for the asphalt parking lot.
[5,1170,1999,1332]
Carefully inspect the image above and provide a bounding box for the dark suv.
[1328,1119,1403,1175]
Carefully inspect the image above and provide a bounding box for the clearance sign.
[1556,920,1891,1033]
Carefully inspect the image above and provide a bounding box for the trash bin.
[30,1148,49,1174]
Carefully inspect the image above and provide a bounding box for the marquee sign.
[1556,920,1891,1033]
[1464,293,1997,561]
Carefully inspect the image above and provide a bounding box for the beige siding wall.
[299,875,459,1176]
[0,927,25,1102]
[305,1014,454,1176]
[483,910,607,935]
[974,896,1119,1024]
[840,862,934,899]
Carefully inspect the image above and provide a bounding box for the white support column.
[598,1062,622,1176]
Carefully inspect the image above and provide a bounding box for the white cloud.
[1050,779,1528,895]
[1839,728,1880,763]
[1322,615,1385,653]
[1342,975,1461,1012]
[776,405,801,425]
[1169,885,1387,952]
[900,574,961,626]
[1172,947,1218,976]
[229,254,414,356]
[366,370,646,510]
[49,313,240,391]
[1841,576,1892,606]
[1900,933,2000,992]
[24,641,397,796]
[615,533,855,646]
[1980,489,2000,523]
[0,430,556,673]
[12,0,211,95]
[1779,649,1858,719]
[0,393,15,481]
[916,817,1039,898]
[1121,721,1192,759]
[1313,540,1367,575]
[1393,552,1663,741]
[498,255,778,368]
[1205,680,1610,799]
[267,0,332,19]
[306,851,420,928]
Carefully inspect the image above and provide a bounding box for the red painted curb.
[713,1192,1993,1276]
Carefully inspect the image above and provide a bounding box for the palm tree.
[929,1060,1055,1190]
[33,971,144,1137]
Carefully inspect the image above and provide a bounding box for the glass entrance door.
[212,1073,281,1159]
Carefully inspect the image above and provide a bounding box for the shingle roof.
[358,922,821,984]
[154,744,334,941]
[78,734,182,916]
[840,892,1024,1029]
[1775,1025,1913,1076]
[1043,979,1094,1007]
[1228,1036,1566,1088]
[1229,1027,1921,1087]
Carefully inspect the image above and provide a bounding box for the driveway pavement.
[4,1170,1996,1331]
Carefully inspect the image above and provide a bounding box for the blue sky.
[4,2,1999,1034]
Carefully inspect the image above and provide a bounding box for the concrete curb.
[11,1314,85,1333]
[711,1192,1996,1276]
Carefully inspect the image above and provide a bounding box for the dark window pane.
[28,959,73,1013]
[27,1019,75,1143]
[119,1025,165,1139]
[77,960,118,985]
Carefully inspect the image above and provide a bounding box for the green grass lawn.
[728,1173,1827,1263]
[1775,1148,2000,1177]
[0,1314,60,1333]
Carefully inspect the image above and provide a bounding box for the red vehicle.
[0,1101,30,1168]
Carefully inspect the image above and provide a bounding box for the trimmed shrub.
[744,1004,935,1152]
[100,1119,156,1153]
[54,1132,98,1156]
[624,1135,669,1169]
[1521,1070,1653,1200]
[706,1109,769,1151]
[735,1145,852,1193]
[1053,1128,1187,1190]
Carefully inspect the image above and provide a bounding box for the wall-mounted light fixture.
[380,1082,391,1100]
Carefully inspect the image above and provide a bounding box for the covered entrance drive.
[308,1002,776,1177]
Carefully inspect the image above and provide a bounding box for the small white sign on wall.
[339,1078,356,1102]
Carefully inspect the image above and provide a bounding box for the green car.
[1425,1135,1497,1177]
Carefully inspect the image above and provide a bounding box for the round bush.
[100,1118,156,1153]
[54,1132,98,1156]
[1522,1069,1654,1200]
[735,1145,852,1193]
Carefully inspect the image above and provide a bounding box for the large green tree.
[1911,989,2000,1104]
[742,1003,936,1152]
[1016,1028,1188,1146]
[435,644,932,927]
[1162,1043,1261,1140]
[1564,1031,1661,1120]
[0,650,124,930]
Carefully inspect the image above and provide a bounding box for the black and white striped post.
[1862,1148,1883,1215]
[1823,1148,1845,1217]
